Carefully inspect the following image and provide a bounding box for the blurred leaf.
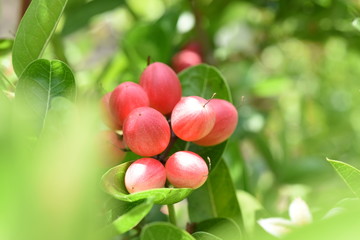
[111,198,153,234]
[194,218,242,240]
[352,18,360,32]
[15,59,76,134]
[141,222,195,240]
[101,161,193,205]
[237,190,263,234]
[178,64,232,170]
[252,77,290,97]
[0,39,13,56]
[327,159,360,198]
[62,0,124,35]
[193,232,222,240]
[12,0,68,76]
[188,159,243,226]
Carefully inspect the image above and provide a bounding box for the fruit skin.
[109,82,149,128]
[194,99,238,146]
[171,96,216,141]
[139,62,182,115]
[125,158,166,193]
[172,50,202,73]
[165,151,208,189]
[123,107,170,156]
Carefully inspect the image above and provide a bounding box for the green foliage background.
[1,0,360,239]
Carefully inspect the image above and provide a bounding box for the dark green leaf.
[12,0,68,76]
[192,231,222,240]
[188,159,242,225]
[15,59,76,134]
[179,64,231,101]
[101,161,192,205]
[327,159,360,198]
[141,222,195,240]
[112,198,153,234]
[62,0,124,35]
[194,218,242,240]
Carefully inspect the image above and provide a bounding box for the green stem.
[167,204,177,226]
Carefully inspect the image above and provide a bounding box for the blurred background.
[1,0,360,239]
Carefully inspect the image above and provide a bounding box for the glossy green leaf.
[141,222,195,240]
[327,159,360,198]
[12,0,68,76]
[15,59,76,134]
[112,199,153,234]
[194,218,242,240]
[62,0,124,35]
[188,159,242,225]
[101,161,193,205]
[192,232,222,240]
[179,64,231,101]
[178,64,232,170]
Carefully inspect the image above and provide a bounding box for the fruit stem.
[203,93,216,108]
[167,204,177,226]
[147,56,151,66]
[157,127,178,163]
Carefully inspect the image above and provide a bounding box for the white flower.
[258,197,312,238]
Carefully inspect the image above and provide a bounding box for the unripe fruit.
[194,99,238,146]
[109,82,149,127]
[139,62,182,115]
[165,151,208,189]
[125,158,166,193]
[123,107,170,156]
[171,96,216,141]
[172,50,202,73]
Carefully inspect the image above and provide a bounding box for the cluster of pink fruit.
[101,62,238,193]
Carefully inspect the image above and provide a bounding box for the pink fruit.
[125,158,166,193]
[139,62,182,115]
[171,96,216,141]
[123,107,170,156]
[172,50,202,73]
[109,82,149,127]
[183,41,203,56]
[194,99,238,146]
[165,151,208,189]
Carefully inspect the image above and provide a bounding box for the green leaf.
[12,0,68,76]
[62,0,124,35]
[15,59,76,134]
[112,199,154,234]
[327,159,360,198]
[237,190,263,234]
[192,232,222,240]
[179,64,231,101]
[188,159,242,225]
[178,64,232,170]
[101,161,193,205]
[194,218,242,240]
[141,222,195,240]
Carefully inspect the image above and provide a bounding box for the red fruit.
[125,158,166,193]
[194,99,238,146]
[172,50,202,73]
[123,107,170,156]
[139,62,182,115]
[100,92,121,130]
[171,96,216,141]
[165,151,208,189]
[109,82,149,127]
